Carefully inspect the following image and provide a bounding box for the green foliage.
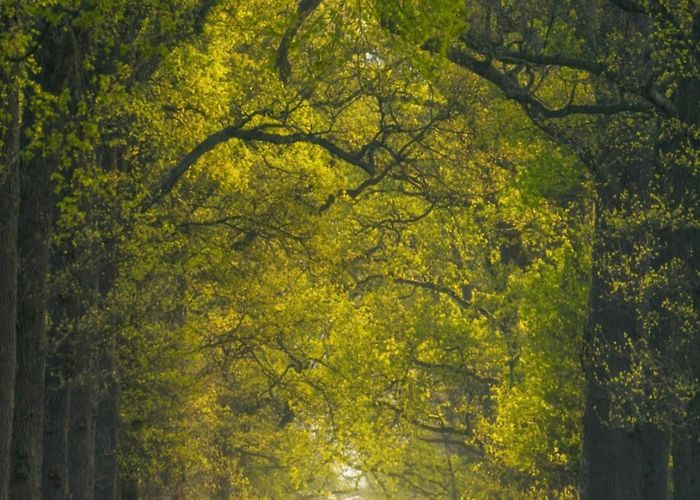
[4,0,635,497]
[101,1,592,495]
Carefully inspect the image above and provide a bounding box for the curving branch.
[394,276,499,323]
[191,0,221,36]
[147,91,456,211]
[444,46,651,119]
[487,48,677,118]
[144,119,378,210]
[275,0,323,83]
[454,9,678,118]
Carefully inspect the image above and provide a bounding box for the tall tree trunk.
[43,230,83,500]
[69,377,97,500]
[9,19,77,499]
[0,66,21,500]
[672,396,700,500]
[42,376,70,500]
[121,475,139,500]
[582,203,634,500]
[94,350,119,500]
[43,285,74,499]
[93,193,120,500]
[582,194,672,500]
[67,193,105,500]
[11,152,53,499]
[640,423,670,500]
[671,73,700,500]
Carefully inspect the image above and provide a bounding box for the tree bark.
[582,202,633,500]
[11,152,53,500]
[582,191,672,500]
[93,197,120,500]
[68,377,97,500]
[640,423,670,500]
[121,475,139,500]
[94,353,119,500]
[67,186,111,500]
[674,67,700,500]
[43,233,80,500]
[673,400,700,500]
[0,66,21,500]
[42,377,70,500]
[43,280,73,499]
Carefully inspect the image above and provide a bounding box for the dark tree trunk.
[640,423,670,500]
[67,195,111,500]
[582,189,672,500]
[672,428,692,500]
[671,70,700,500]
[582,203,636,500]
[43,276,74,499]
[93,207,120,500]
[672,398,700,500]
[44,227,96,500]
[94,351,119,500]
[581,382,616,499]
[43,228,81,500]
[11,152,53,499]
[669,248,700,498]
[68,378,97,500]
[0,67,21,500]
[121,476,139,500]
[582,264,673,500]
[649,70,700,500]
[9,20,77,499]
[42,377,70,500]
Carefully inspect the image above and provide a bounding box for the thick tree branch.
[144,120,377,210]
[275,0,323,83]
[489,48,677,117]
[458,32,606,75]
[192,0,220,35]
[457,16,677,118]
[445,46,650,118]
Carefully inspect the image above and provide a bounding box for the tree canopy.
[0,0,698,499]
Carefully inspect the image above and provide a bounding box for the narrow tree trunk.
[42,378,70,500]
[0,67,21,500]
[43,238,81,500]
[68,378,97,500]
[93,223,120,500]
[94,354,119,500]
[67,212,104,500]
[43,290,73,500]
[43,231,93,500]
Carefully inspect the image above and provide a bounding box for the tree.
[0,8,22,497]
[370,0,700,497]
